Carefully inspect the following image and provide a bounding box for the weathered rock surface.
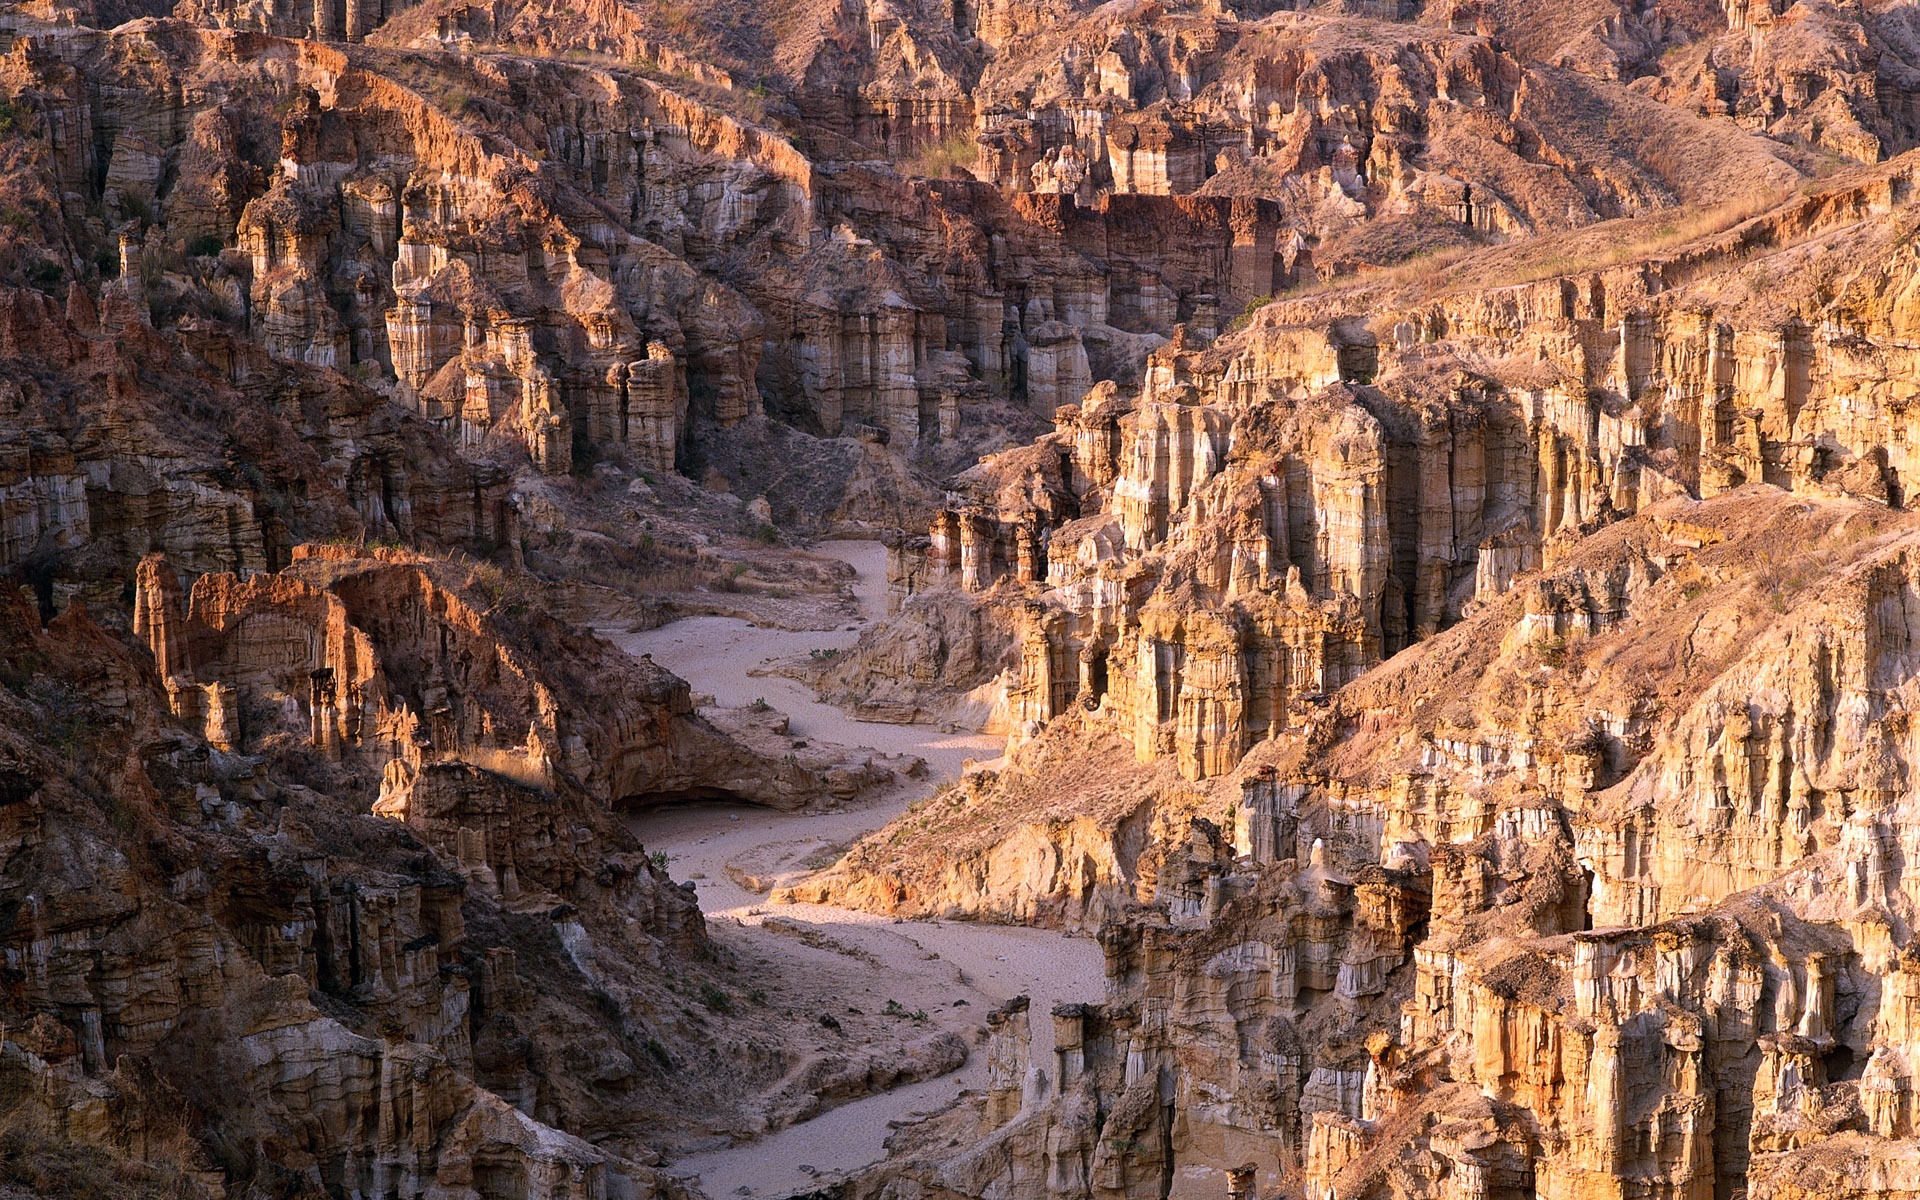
[856,156,1920,789]
[21,0,1920,1196]
[830,484,1920,1200]
[792,150,1920,1200]
[133,543,887,810]
[0,552,959,1197]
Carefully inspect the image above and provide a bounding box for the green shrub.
[1224,294,1273,335]
[905,131,980,178]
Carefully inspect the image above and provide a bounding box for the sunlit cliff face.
[11,0,1920,1196]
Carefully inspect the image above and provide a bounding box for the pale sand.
[606,542,978,770]
[611,541,1104,1200]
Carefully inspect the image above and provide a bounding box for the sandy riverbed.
[609,541,1104,1200]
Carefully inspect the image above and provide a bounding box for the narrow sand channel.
[609,542,1104,1200]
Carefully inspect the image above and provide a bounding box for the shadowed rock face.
[0,580,701,1196]
[14,0,1920,1196]
[868,156,1920,787]
[0,543,951,1197]
[823,492,1920,1200]
[786,162,1920,1200]
[131,544,877,810]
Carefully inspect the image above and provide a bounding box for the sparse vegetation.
[0,1122,204,1200]
[883,998,929,1022]
[467,562,508,606]
[8,10,1920,1193]
[904,131,980,179]
[1224,293,1273,335]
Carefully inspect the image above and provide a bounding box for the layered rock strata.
[19,0,1920,1196]
[861,158,1920,791]
[0,549,948,1198]
[833,486,1920,1200]
[131,543,884,810]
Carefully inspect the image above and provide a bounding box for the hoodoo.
[8,0,1920,1196]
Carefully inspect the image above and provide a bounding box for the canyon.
[8,0,1920,1198]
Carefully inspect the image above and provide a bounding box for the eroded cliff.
[14,0,1920,1195]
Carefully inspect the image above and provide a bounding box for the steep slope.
[10,0,1920,1195]
[792,152,1920,1200]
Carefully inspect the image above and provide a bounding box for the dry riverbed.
[607,542,1103,1200]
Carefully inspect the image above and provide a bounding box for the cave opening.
[1085,648,1110,709]
[618,787,767,810]
[1823,1044,1861,1082]
[1335,341,1377,384]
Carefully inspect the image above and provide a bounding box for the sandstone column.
[985,996,1032,1127]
